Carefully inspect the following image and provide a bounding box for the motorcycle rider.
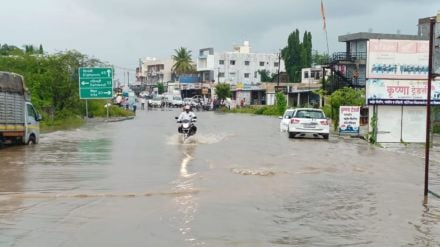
[177,105,197,135]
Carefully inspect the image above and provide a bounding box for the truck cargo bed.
[0,92,25,124]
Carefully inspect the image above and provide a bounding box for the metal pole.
[424,17,435,199]
[277,51,281,87]
[106,101,109,120]
[85,100,89,118]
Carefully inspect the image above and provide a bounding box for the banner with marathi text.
[366,79,440,105]
[339,106,360,134]
[367,39,429,80]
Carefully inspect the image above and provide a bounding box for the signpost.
[79,67,114,118]
[338,106,360,136]
[79,67,113,99]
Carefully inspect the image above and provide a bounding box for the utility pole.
[277,51,281,87]
[424,17,435,201]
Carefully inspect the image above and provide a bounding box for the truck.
[0,71,41,145]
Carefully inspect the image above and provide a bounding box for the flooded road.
[1,109,440,246]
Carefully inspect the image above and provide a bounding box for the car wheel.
[323,134,329,140]
[288,131,295,139]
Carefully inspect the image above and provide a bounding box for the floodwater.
[1,109,440,246]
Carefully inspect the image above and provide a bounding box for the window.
[274,62,279,67]
[27,104,36,119]
[244,73,250,78]
[230,60,236,65]
[219,60,224,65]
[311,71,315,78]
[218,72,225,77]
[259,61,265,66]
[304,72,309,78]
[295,110,324,119]
[244,61,250,66]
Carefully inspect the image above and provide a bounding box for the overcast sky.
[1,0,438,82]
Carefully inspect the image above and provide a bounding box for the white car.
[171,96,184,107]
[279,109,295,132]
[148,96,163,107]
[284,108,330,139]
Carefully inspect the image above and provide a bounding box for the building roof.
[338,32,428,42]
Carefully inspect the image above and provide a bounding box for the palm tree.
[172,47,195,76]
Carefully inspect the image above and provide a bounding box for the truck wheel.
[27,135,36,145]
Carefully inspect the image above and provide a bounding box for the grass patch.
[225,105,280,116]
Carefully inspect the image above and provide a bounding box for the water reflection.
[0,146,28,230]
[173,143,204,245]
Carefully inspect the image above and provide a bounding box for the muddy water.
[0,109,440,246]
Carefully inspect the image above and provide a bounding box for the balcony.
[331,52,367,65]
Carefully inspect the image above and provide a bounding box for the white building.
[300,66,330,84]
[197,41,285,85]
[140,57,175,84]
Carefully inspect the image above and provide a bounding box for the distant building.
[140,57,175,85]
[197,41,285,85]
[300,66,330,84]
[326,32,427,94]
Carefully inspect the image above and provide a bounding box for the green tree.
[0,47,111,122]
[157,82,165,94]
[328,87,365,131]
[312,51,330,65]
[171,47,195,76]
[275,92,287,115]
[258,69,275,82]
[0,44,23,56]
[282,29,312,82]
[215,83,231,101]
[39,44,44,54]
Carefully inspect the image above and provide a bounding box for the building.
[284,66,331,108]
[140,57,175,85]
[328,27,429,142]
[197,41,285,105]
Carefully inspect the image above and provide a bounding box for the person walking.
[141,97,145,110]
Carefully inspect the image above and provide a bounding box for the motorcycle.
[175,116,197,141]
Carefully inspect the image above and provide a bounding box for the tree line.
[0,45,112,125]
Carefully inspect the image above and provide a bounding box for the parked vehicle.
[183,98,198,107]
[0,72,42,145]
[148,95,164,108]
[284,108,329,139]
[279,108,295,132]
[171,96,184,107]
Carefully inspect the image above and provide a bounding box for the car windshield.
[173,96,182,100]
[153,96,162,101]
[295,110,325,119]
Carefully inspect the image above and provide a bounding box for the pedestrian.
[141,97,145,110]
[132,103,137,114]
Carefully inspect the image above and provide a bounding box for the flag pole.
[321,0,330,56]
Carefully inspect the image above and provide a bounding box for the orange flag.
[321,0,326,31]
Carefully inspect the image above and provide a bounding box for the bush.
[433,124,440,134]
[262,106,279,116]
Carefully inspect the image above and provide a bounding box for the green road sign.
[79,67,113,99]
